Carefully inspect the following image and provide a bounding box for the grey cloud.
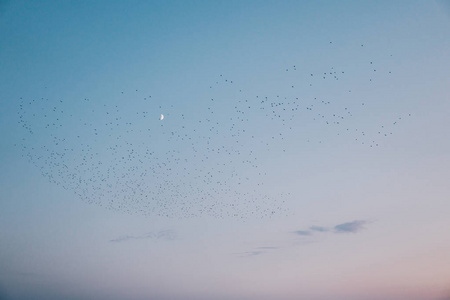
[334,220,366,233]
[110,235,138,243]
[243,251,264,256]
[236,246,279,257]
[110,230,176,243]
[156,229,177,240]
[240,219,369,259]
[309,225,329,232]
[234,250,265,257]
[293,220,369,237]
[294,230,312,236]
[142,232,156,239]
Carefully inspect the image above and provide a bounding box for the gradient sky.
[1,1,450,300]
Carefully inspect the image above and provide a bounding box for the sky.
[1,1,450,299]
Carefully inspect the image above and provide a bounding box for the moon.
[159,114,164,120]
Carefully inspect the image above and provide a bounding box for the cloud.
[238,219,369,259]
[234,250,264,257]
[110,230,176,243]
[110,235,138,243]
[242,251,264,257]
[156,229,177,240]
[334,220,366,233]
[294,230,312,236]
[309,225,329,232]
[293,220,369,237]
[235,246,279,257]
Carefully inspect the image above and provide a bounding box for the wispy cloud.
[240,251,264,257]
[294,230,312,236]
[110,230,177,243]
[334,220,366,233]
[156,229,177,240]
[294,219,369,237]
[235,246,279,257]
[110,235,138,243]
[237,219,370,259]
[309,225,329,232]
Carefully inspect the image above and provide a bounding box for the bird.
[16,42,409,219]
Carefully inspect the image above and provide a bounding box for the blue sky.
[1,1,450,299]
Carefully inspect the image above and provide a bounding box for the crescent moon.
[160,114,164,120]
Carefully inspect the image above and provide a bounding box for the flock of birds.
[16,46,411,219]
